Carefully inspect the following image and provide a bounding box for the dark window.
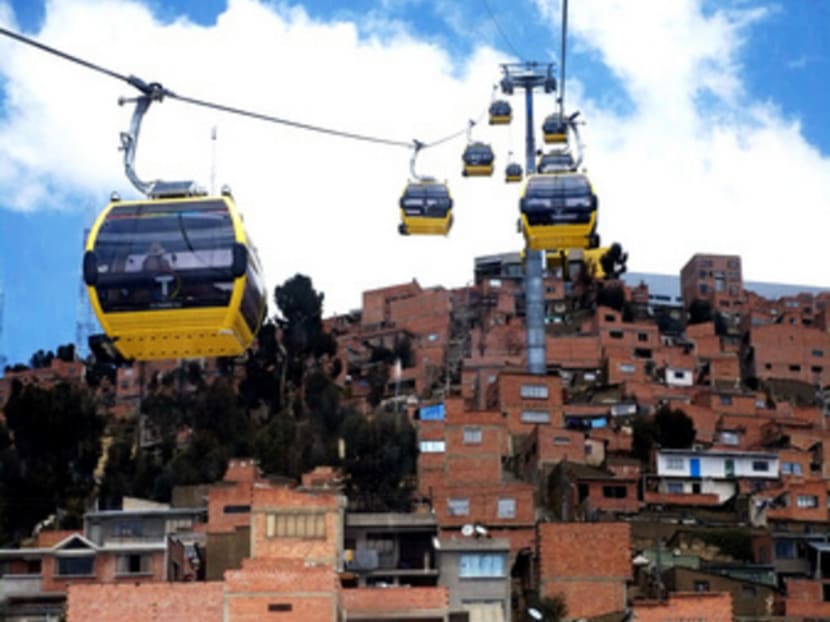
[699,284,709,295]
[789,364,802,372]
[93,199,237,312]
[223,504,251,514]
[719,394,733,405]
[604,314,615,322]
[602,486,627,499]
[268,604,293,612]
[812,366,824,374]
[56,556,95,576]
[637,332,648,342]
[609,330,623,339]
[752,461,770,472]
[823,584,830,602]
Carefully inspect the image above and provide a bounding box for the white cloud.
[0,0,525,318]
[534,0,830,287]
[1,0,828,336]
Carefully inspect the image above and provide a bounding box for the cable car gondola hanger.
[82,82,268,361]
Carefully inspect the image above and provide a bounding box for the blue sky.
[0,0,829,368]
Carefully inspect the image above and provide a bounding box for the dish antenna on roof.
[461,524,475,537]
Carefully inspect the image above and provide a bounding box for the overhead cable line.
[0,25,480,151]
[480,0,525,60]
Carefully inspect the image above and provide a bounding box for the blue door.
[690,458,701,478]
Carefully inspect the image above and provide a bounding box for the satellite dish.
[461,524,475,537]
[475,524,489,537]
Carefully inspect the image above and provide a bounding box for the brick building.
[537,522,631,619]
[680,254,744,312]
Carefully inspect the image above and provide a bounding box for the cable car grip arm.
[117,81,168,197]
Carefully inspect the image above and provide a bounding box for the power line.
[480,0,525,60]
[0,25,478,152]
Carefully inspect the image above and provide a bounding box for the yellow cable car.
[462,142,495,177]
[505,162,523,183]
[488,100,512,125]
[542,114,568,144]
[82,188,267,360]
[518,173,599,251]
[398,179,453,236]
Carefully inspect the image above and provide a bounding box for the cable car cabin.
[462,142,495,177]
[542,114,568,144]
[399,180,453,236]
[505,162,523,183]
[537,150,576,174]
[82,193,267,360]
[519,173,599,251]
[488,100,512,125]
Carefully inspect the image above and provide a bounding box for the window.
[602,486,627,499]
[789,364,802,372]
[618,363,636,373]
[56,556,95,576]
[667,482,684,494]
[774,540,796,559]
[797,495,818,508]
[553,436,571,445]
[116,553,150,575]
[719,394,733,406]
[112,520,142,538]
[520,384,549,399]
[521,410,550,424]
[823,583,830,602]
[266,513,326,539]
[666,456,684,470]
[719,431,739,445]
[463,427,482,444]
[673,371,686,379]
[752,461,770,473]
[609,330,623,339]
[268,604,293,612]
[813,349,824,358]
[223,504,251,514]
[781,462,803,476]
[604,314,616,322]
[812,366,824,374]
[497,498,516,519]
[699,284,709,295]
[447,498,470,516]
[420,440,446,453]
[694,580,710,592]
[459,553,506,578]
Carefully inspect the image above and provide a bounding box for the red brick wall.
[751,324,830,384]
[432,483,535,528]
[583,480,640,514]
[785,579,830,618]
[341,586,448,617]
[225,560,338,622]
[250,487,344,567]
[41,551,166,593]
[539,522,631,619]
[498,373,563,434]
[208,482,254,533]
[67,582,224,622]
[634,592,732,622]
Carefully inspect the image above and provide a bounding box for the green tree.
[341,410,417,511]
[2,382,104,541]
[632,406,696,463]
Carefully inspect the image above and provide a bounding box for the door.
[725,459,735,478]
[690,458,701,478]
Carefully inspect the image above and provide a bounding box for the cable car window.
[401,185,451,217]
[522,175,595,224]
[538,153,575,173]
[92,200,238,312]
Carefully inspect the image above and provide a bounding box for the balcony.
[0,574,43,600]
